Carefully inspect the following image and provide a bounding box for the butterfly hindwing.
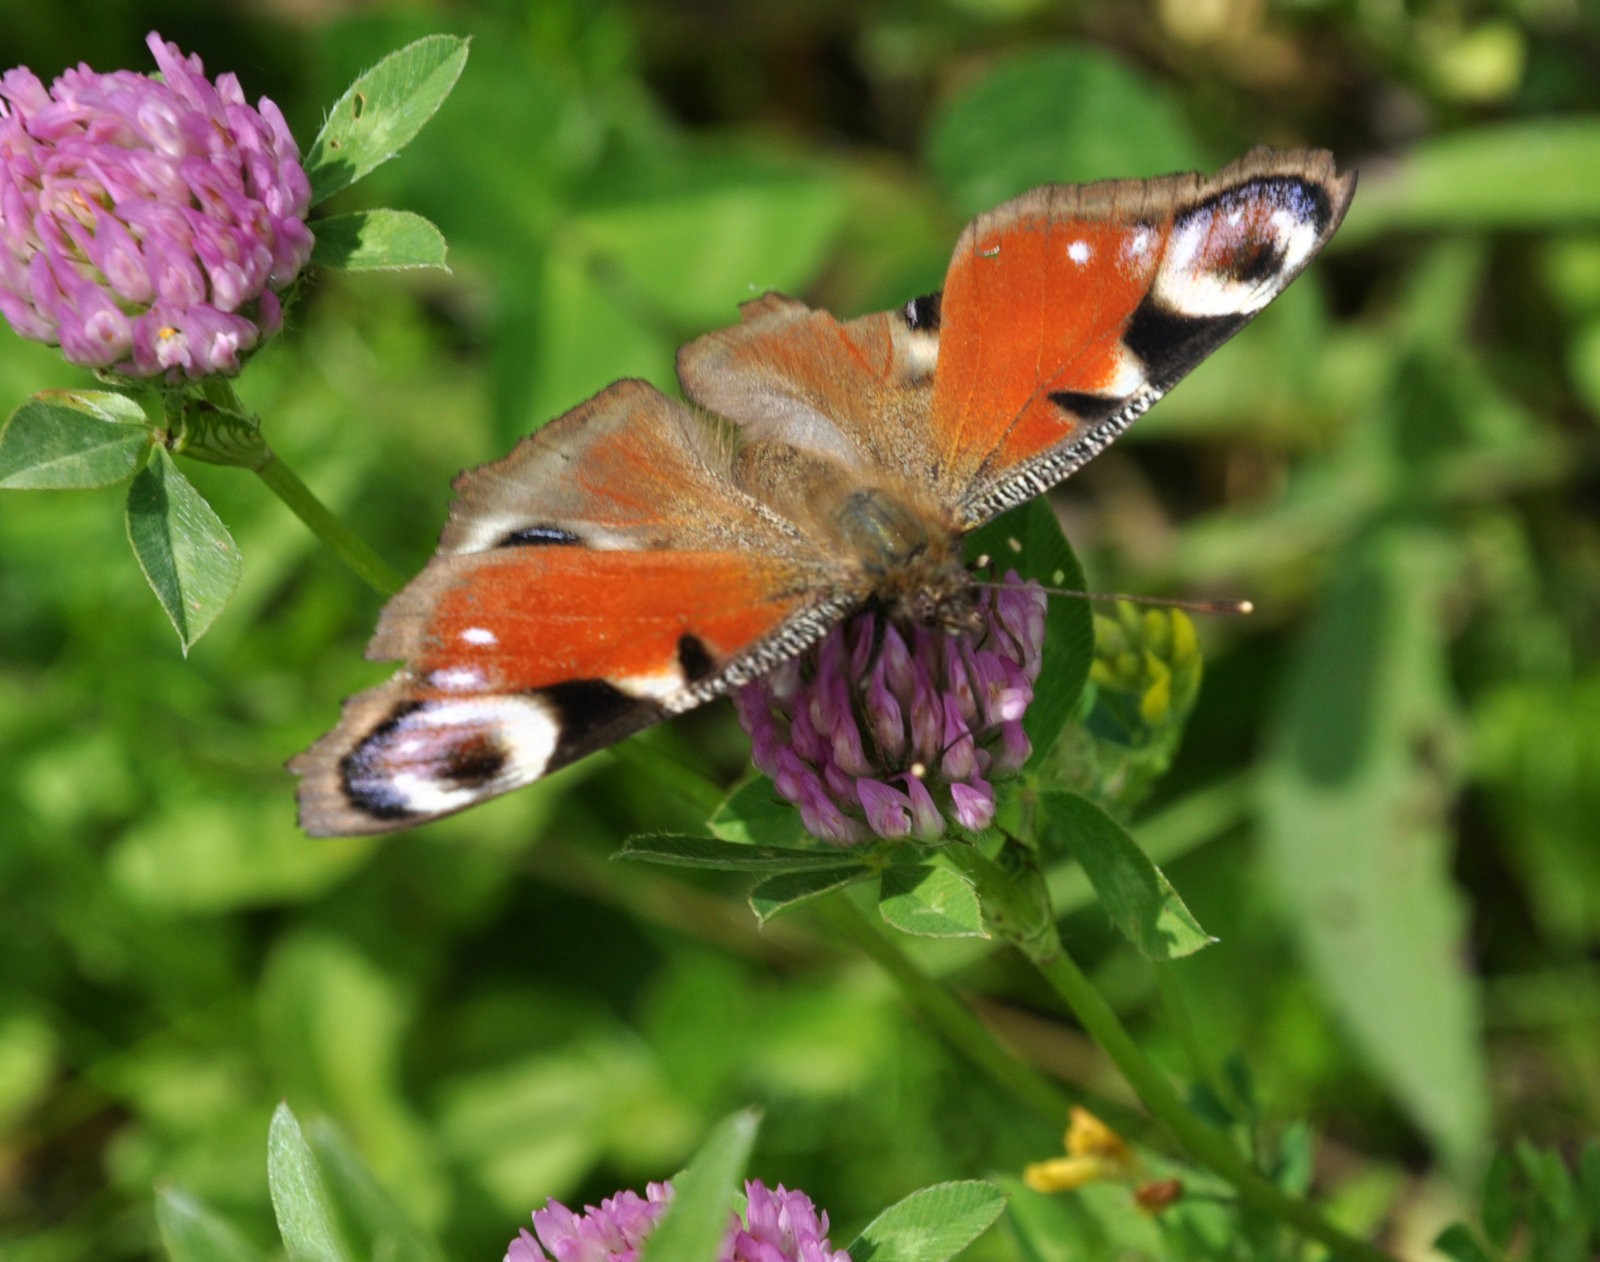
[291,380,852,835]
[677,292,942,481]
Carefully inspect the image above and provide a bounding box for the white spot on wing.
[428,665,488,692]
[1067,239,1091,264]
[461,626,497,646]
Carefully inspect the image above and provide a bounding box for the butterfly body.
[292,149,1355,835]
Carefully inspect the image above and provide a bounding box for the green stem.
[1021,933,1392,1262]
[179,378,403,596]
[254,453,404,596]
[814,893,1077,1124]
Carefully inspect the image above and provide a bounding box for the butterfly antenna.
[970,570,1253,617]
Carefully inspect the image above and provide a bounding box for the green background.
[3,1,1598,1258]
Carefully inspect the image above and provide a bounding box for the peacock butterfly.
[291,148,1355,835]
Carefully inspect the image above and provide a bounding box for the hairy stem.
[254,453,403,595]
[1021,933,1392,1262]
[815,893,1077,1123]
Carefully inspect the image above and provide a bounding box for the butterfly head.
[892,572,985,637]
[833,486,981,634]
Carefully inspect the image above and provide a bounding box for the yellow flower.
[1022,1107,1136,1192]
[1022,1109,1186,1214]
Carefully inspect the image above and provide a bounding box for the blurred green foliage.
[3,1,1599,1259]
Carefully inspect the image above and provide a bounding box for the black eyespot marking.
[676,633,715,683]
[1189,176,1333,237]
[497,524,582,548]
[340,701,426,820]
[1122,302,1246,389]
[441,734,507,788]
[1224,239,1285,285]
[902,291,942,332]
[1048,391,1124,423]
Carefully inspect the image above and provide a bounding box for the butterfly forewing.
[934,148,1355,523]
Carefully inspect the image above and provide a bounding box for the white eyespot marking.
[428,665,489,692]
[1154,214,1284,317]
[352,694,560,817]
[461,626,497,646]
[1067,239,1091,264]
[1152,180,1328,318]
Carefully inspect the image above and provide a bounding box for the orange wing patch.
[932,208,1166,487]
[416,548,808,699]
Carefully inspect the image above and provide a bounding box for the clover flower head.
[504,1179,850,1262]
[0,32,313,379]
[736,572,1046,844]
[507,1182,671,1262]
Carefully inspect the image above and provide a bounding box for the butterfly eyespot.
[440,734,507,787]
[1221,240,1284,285]
[497,523,582,547]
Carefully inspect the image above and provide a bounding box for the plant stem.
[1021,934,1392,1262]
[254,453,404,595]
[186,378,403,596]
[814,893,1077,1124]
